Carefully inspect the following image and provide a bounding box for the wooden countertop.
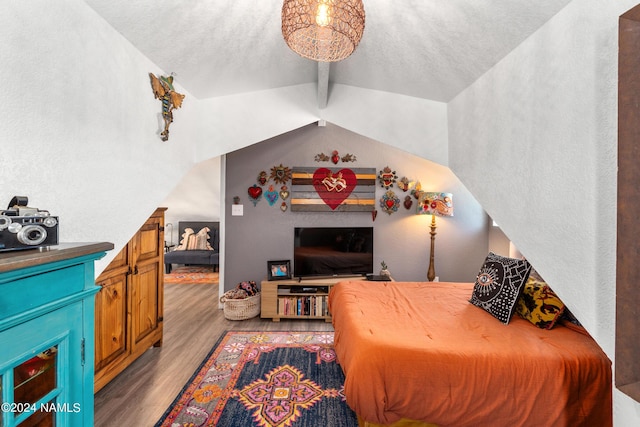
[0,242,114,273]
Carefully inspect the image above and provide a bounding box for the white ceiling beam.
[317,61,330,109]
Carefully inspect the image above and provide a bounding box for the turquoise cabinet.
[0,242,112,427]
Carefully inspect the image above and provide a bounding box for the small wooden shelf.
[261,277,352,322]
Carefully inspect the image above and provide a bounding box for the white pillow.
[175,227,213,250]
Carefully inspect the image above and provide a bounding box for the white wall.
[448,0,640,424]
[0,1,201,272]
[488,223,512,257]
[195,85,320,161]
[161,157,222,246]
[321,85,450,166]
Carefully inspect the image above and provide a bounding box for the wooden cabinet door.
[94,244,130,378]
[130,261,160,348]
[94,271,128,371]
[133,215,163,263]
[130,210,164,352]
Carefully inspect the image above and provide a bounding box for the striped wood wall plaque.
[290,167,376,212]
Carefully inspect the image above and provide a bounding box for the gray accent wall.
[223,122,489,290]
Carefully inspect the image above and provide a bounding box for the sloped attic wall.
[451,0,622,358]
[449,0,639,424]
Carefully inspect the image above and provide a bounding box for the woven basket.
[220,293,261,320]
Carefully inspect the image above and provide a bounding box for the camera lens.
[0,215,10,231]
[17,225,47,246]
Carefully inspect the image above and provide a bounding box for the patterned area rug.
[154,331,358,427]
[164,266,219,284]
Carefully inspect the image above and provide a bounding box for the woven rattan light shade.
[282,0,365,62]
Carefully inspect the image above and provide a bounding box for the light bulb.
[315,2,330,27]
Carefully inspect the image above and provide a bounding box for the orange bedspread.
[329,281,612,427]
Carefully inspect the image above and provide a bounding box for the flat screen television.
[294,227,374,279]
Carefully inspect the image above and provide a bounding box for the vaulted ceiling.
[85,0,572,104]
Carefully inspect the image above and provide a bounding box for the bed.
[328,280,612,427]
[164,221,219,273]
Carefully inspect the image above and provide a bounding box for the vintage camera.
[0,196,59,252]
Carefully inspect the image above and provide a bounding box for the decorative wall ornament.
[331,150,340,164]
[411,181,424,200]
[403,195,413,210]
[280,202,288,212]
[314,152,330,162]
[314,150,357,163]
[378,166,398,189]
[290,167,376,212]
[372,209,378,222]
[314,168,355,210]
[258,171,268,186]
[319,169,351,193]
[265,185,279,206]
[341,153,357,163]
[279,185,290,200]
[380,190,400,215]
[247,185,263,206]
[148,73,185,141]
[269,164,292,184]
[398,177,413,192]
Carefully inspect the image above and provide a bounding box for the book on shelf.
[277,295,329,317]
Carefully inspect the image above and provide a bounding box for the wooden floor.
[93,283,334,427]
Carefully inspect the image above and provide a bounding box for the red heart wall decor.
[247,185,263,206]
[248,185,262,199]
[331,150,340,164]
[312,168,357,210]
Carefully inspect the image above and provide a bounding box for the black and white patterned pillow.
[469,252,532,324]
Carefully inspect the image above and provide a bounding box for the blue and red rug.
[154,331,358,427]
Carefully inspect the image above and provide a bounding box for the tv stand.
[261,276,363,322]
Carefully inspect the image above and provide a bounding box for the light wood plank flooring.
[94,283,333,427]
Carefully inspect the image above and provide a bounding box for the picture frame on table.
[267,260,291,281]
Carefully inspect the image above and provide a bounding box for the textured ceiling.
[84,0,572,103]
